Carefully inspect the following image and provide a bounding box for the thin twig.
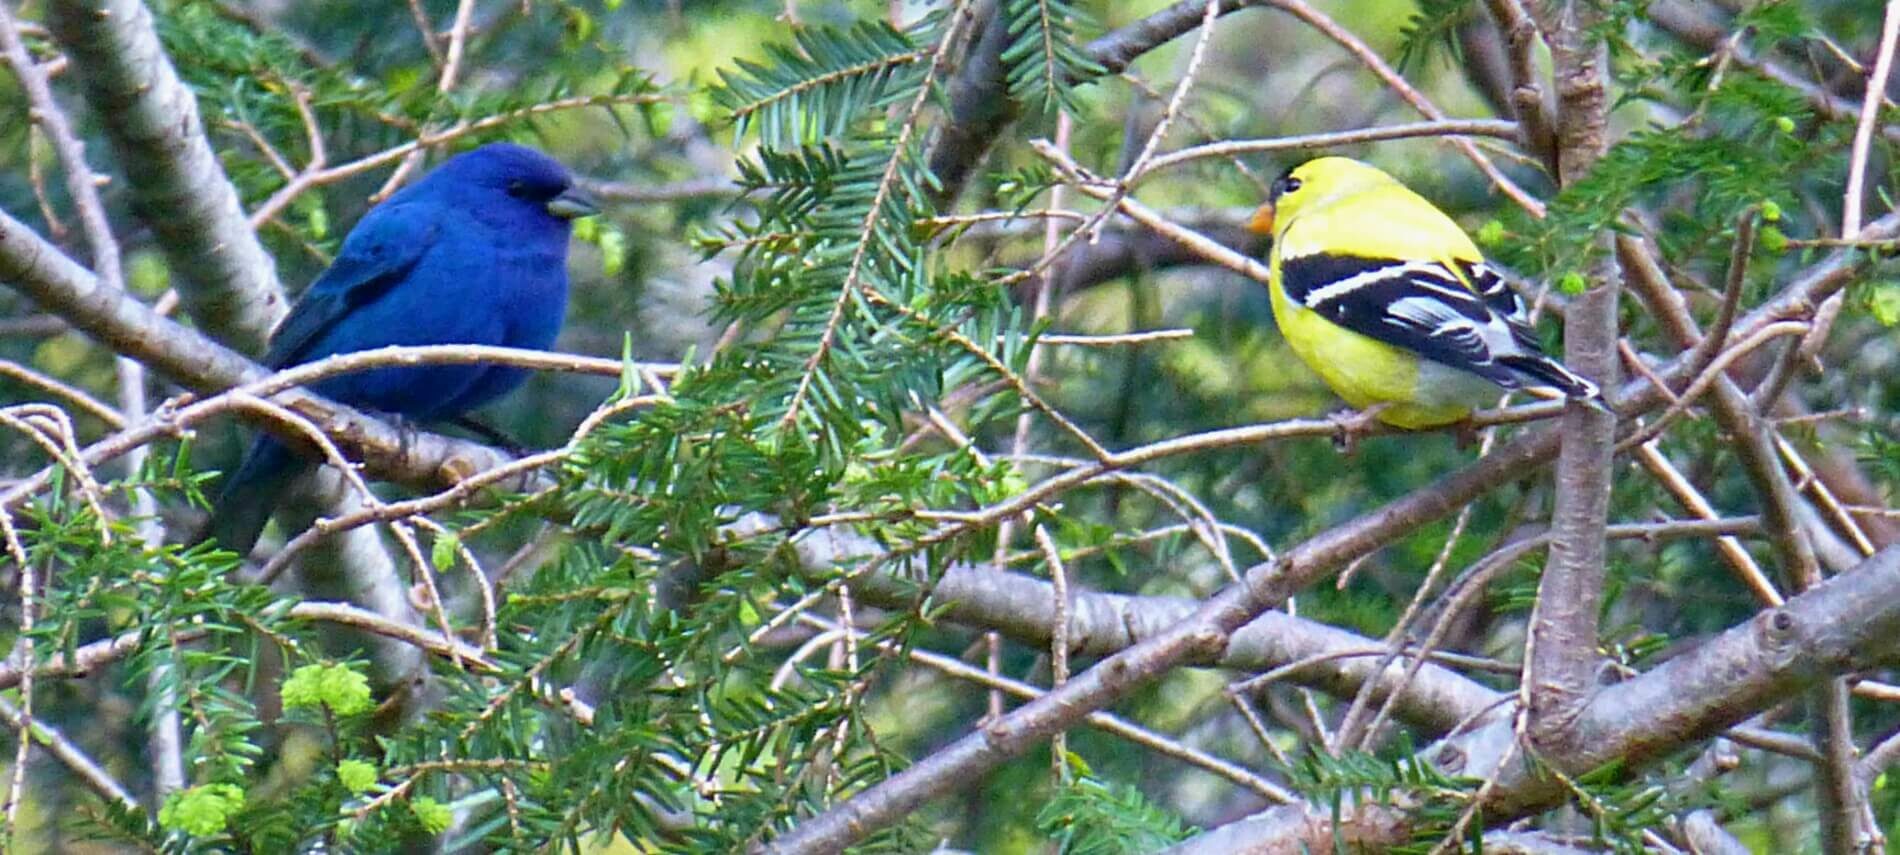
[0,695,137,813]
[0,360,125,428]
[249,93,667,228]
[226,391,464,669]
[1035,525,1073,776]
[260,393,668,581]
[791,612,1295,802]
[1264,0,1544,216]
[1679,208,1757,391]
[1134,119,1520,180]
[1798,0,1900,361]
[989,110,1076,727]
[1634,443,1783,605]
[406,0,444,67]
[373,0,480,199]
[0,4,121,298]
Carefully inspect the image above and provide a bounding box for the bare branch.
[0,359,124,428]
[1523,0,1618,754]
[1647,1,1900,144]
[1157,801,1415,854]
[1086,0,1262,76]
[0,2,120,295]
[930,0,1275,205]
[1264,0,1543,215]
[1479,0,1557,170]
[1135,119,1520,181]
[797,610,1297,802]
[0,213,601,497]
[1619,229,1872,851]
[1798,0,1900,366]
[581,176,735,203]
[44,0,286,352]
[0,695,137,814]
[1169,542,1900,850]
[926,0,1012,207]
[0,599,492,697]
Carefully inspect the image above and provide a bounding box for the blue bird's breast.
[304,221,570,420]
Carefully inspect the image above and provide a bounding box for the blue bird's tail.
[194,438,312,556]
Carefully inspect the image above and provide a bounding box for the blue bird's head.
[416,142,599,224]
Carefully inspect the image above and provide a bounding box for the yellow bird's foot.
[1452,419,1482,450]
[1329,404,1391,454]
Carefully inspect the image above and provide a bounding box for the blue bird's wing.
[263,203,442,369]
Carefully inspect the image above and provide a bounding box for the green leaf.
[337,759,379,795]
[714,21,928,149]
[1865,282,1900,327]
[1037,769,1190,854]
[1001,0,1105,111]
[411,796,453,834]
[281,662,373,717]
[432,532,460,572]
[158,783,245,837]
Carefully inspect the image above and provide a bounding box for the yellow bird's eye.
[1268,173,1302,202]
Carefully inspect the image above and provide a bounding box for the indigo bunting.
[199,143,597,554]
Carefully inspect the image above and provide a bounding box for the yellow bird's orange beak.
[1247,202,1276,236]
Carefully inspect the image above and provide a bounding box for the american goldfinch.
[1248,157,1603,429]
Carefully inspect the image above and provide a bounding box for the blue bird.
[199,143,596,555]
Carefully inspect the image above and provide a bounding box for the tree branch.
[927,0,1271,206]
[0,599,493,702]
[1523,0,1617,752]
[1617,231,1869,852]
[0,695,138,814]
[768,518,1506,734]
[44,0,286,353]
[925,0,1012,208]
[1086,0,1261,76]
[31,0,432,665]
[1165,542,1900,851]
[1647,0,1900,145]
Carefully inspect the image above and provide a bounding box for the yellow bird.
[1249,157,1603,429]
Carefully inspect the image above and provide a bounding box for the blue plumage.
[200,143,595,555]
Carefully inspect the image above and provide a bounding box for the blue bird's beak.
[546,187,600,220]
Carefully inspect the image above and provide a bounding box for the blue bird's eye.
[506,179,528,198]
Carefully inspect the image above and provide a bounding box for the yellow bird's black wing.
[1279,253,1600,399]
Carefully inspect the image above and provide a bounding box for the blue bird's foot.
[379,411,422,462]
[449,415,531,457]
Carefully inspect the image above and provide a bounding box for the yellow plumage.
[1251,157,1598,430]
[1265,276,1469,429]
